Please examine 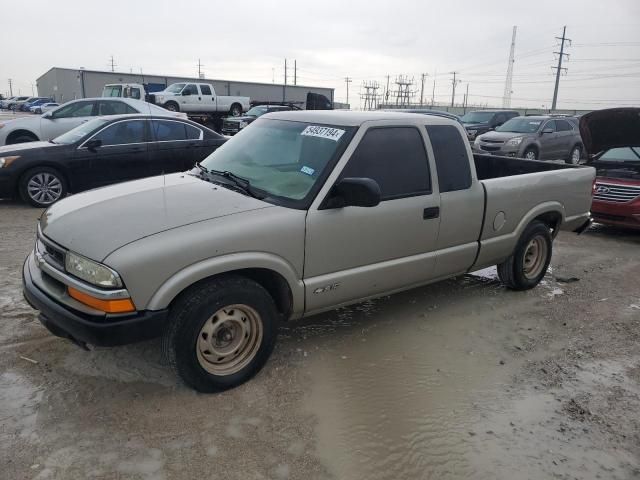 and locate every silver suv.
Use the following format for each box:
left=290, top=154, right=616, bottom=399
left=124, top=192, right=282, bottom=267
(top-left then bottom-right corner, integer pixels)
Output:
left=473, top=116, right=583, bottom=164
